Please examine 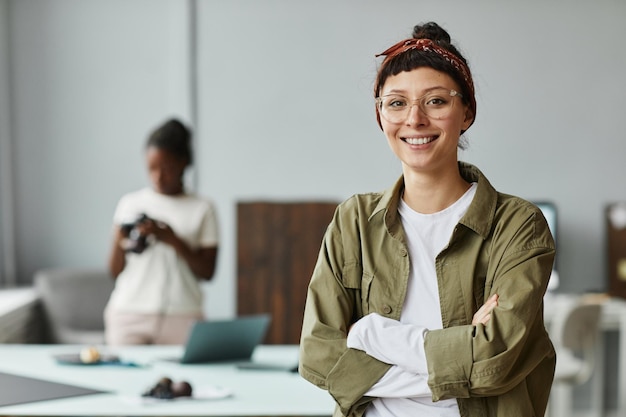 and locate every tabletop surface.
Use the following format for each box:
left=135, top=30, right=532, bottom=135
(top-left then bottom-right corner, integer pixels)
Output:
left=0, top=344, right=335, bottom=416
